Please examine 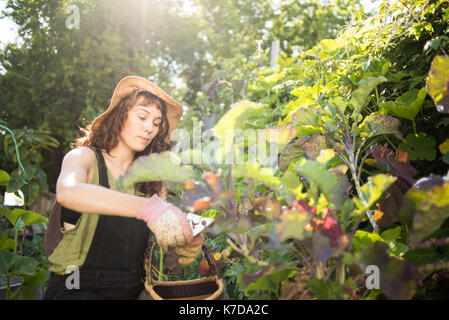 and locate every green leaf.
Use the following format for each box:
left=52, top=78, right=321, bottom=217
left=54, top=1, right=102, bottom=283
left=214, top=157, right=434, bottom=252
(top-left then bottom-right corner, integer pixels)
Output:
left=320, top=38, right=345, bottom=52
left=0, top=207, right=23, bottom=229
left=214, top=100, right=264, bottom=143
left=401, top=178, right=449, bottom=247
left=0, top=250, right=17, bottom=276
left=307, top=279, right=343, bottom=300
left=21, top=209, right=47, bottom=227
left=275, top=209, right=312, bottom=242
left=12, top=255, right=38, bottom=277
left=295, top=158, right=350, bottom=210
left=0, top=234, right=15, bottom=250
left=443, top=152, right=449, bottom=164
left=233, top=163, right=281, bottom=191
left=353, top=230, right=385, bottom=252
left=118, top=151, right=194, bottom=190
left=244, top=269, right=293, bottom=296
left=359, top=113, right=402, bottom=139
left=426, top=55, right=449, bottom=114
left=0, top=207, right=47, bottom=229
left=398, top=133, right=436, bottom=161
left=291, top=105, right=320, bottom=130
left=22, top=181, right=40, bottom=206
left=0, top=170, right=10, bottom=186
left=0, top=249, right=38, bottom=278
left=6, top=172, right=25, bottom=193
left=281, top=170, right=300, bottom=190
left=379, top=87, right=427, bottom=121
left=358, top=242, right=419, bottom=300
left=350, top=76, right=387, bottom=112
left=381, top=226, right=402, bottom=241
left=353, top=174, right=397, bottom=211
left=278, top=138, right=306, bottom=172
